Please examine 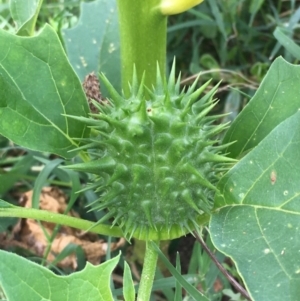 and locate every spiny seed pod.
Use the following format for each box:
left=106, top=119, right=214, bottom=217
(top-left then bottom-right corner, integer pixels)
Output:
left=69, top=64, right=235, bottom=241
